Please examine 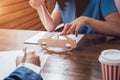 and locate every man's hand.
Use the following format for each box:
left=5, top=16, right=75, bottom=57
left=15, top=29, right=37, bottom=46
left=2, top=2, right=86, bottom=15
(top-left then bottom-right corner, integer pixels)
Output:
left=16, top=51, right=40, bottom=67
